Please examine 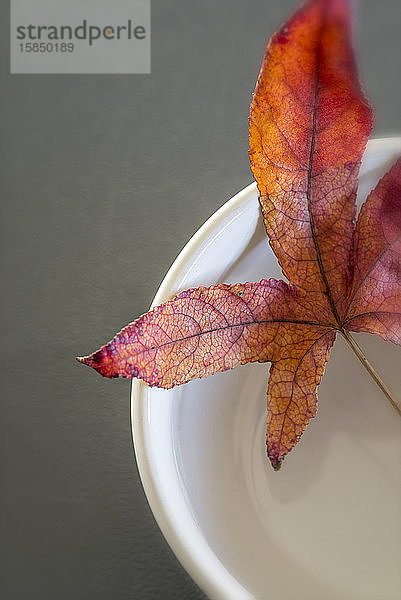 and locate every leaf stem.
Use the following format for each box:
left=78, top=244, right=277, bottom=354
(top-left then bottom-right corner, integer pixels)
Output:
left=340, top=329, right=401, bottom=417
